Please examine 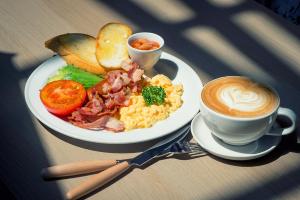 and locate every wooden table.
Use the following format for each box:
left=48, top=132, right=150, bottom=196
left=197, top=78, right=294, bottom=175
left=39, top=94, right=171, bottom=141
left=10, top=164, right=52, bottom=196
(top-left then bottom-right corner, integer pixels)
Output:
left=1, top=0, right=300, bottom=199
